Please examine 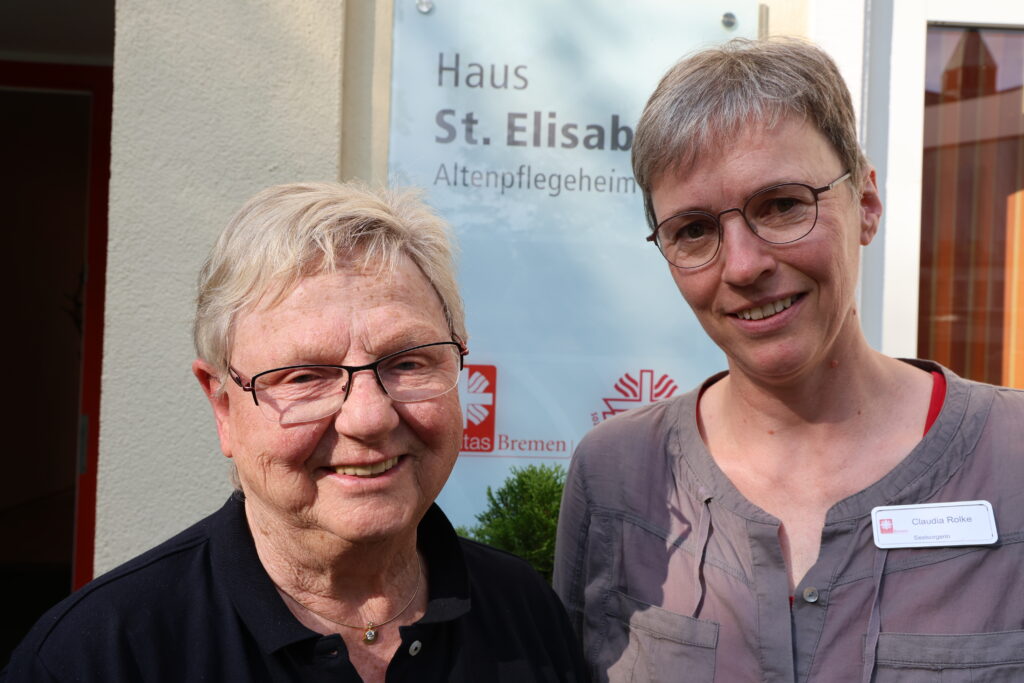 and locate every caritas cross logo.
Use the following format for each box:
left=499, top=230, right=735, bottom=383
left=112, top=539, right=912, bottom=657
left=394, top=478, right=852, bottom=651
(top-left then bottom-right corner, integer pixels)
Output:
left=460, top=364, right=496, bottom=452
left=879, top=519, right=894, bottom=534
left=598, top=369, right=679, bottom=421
